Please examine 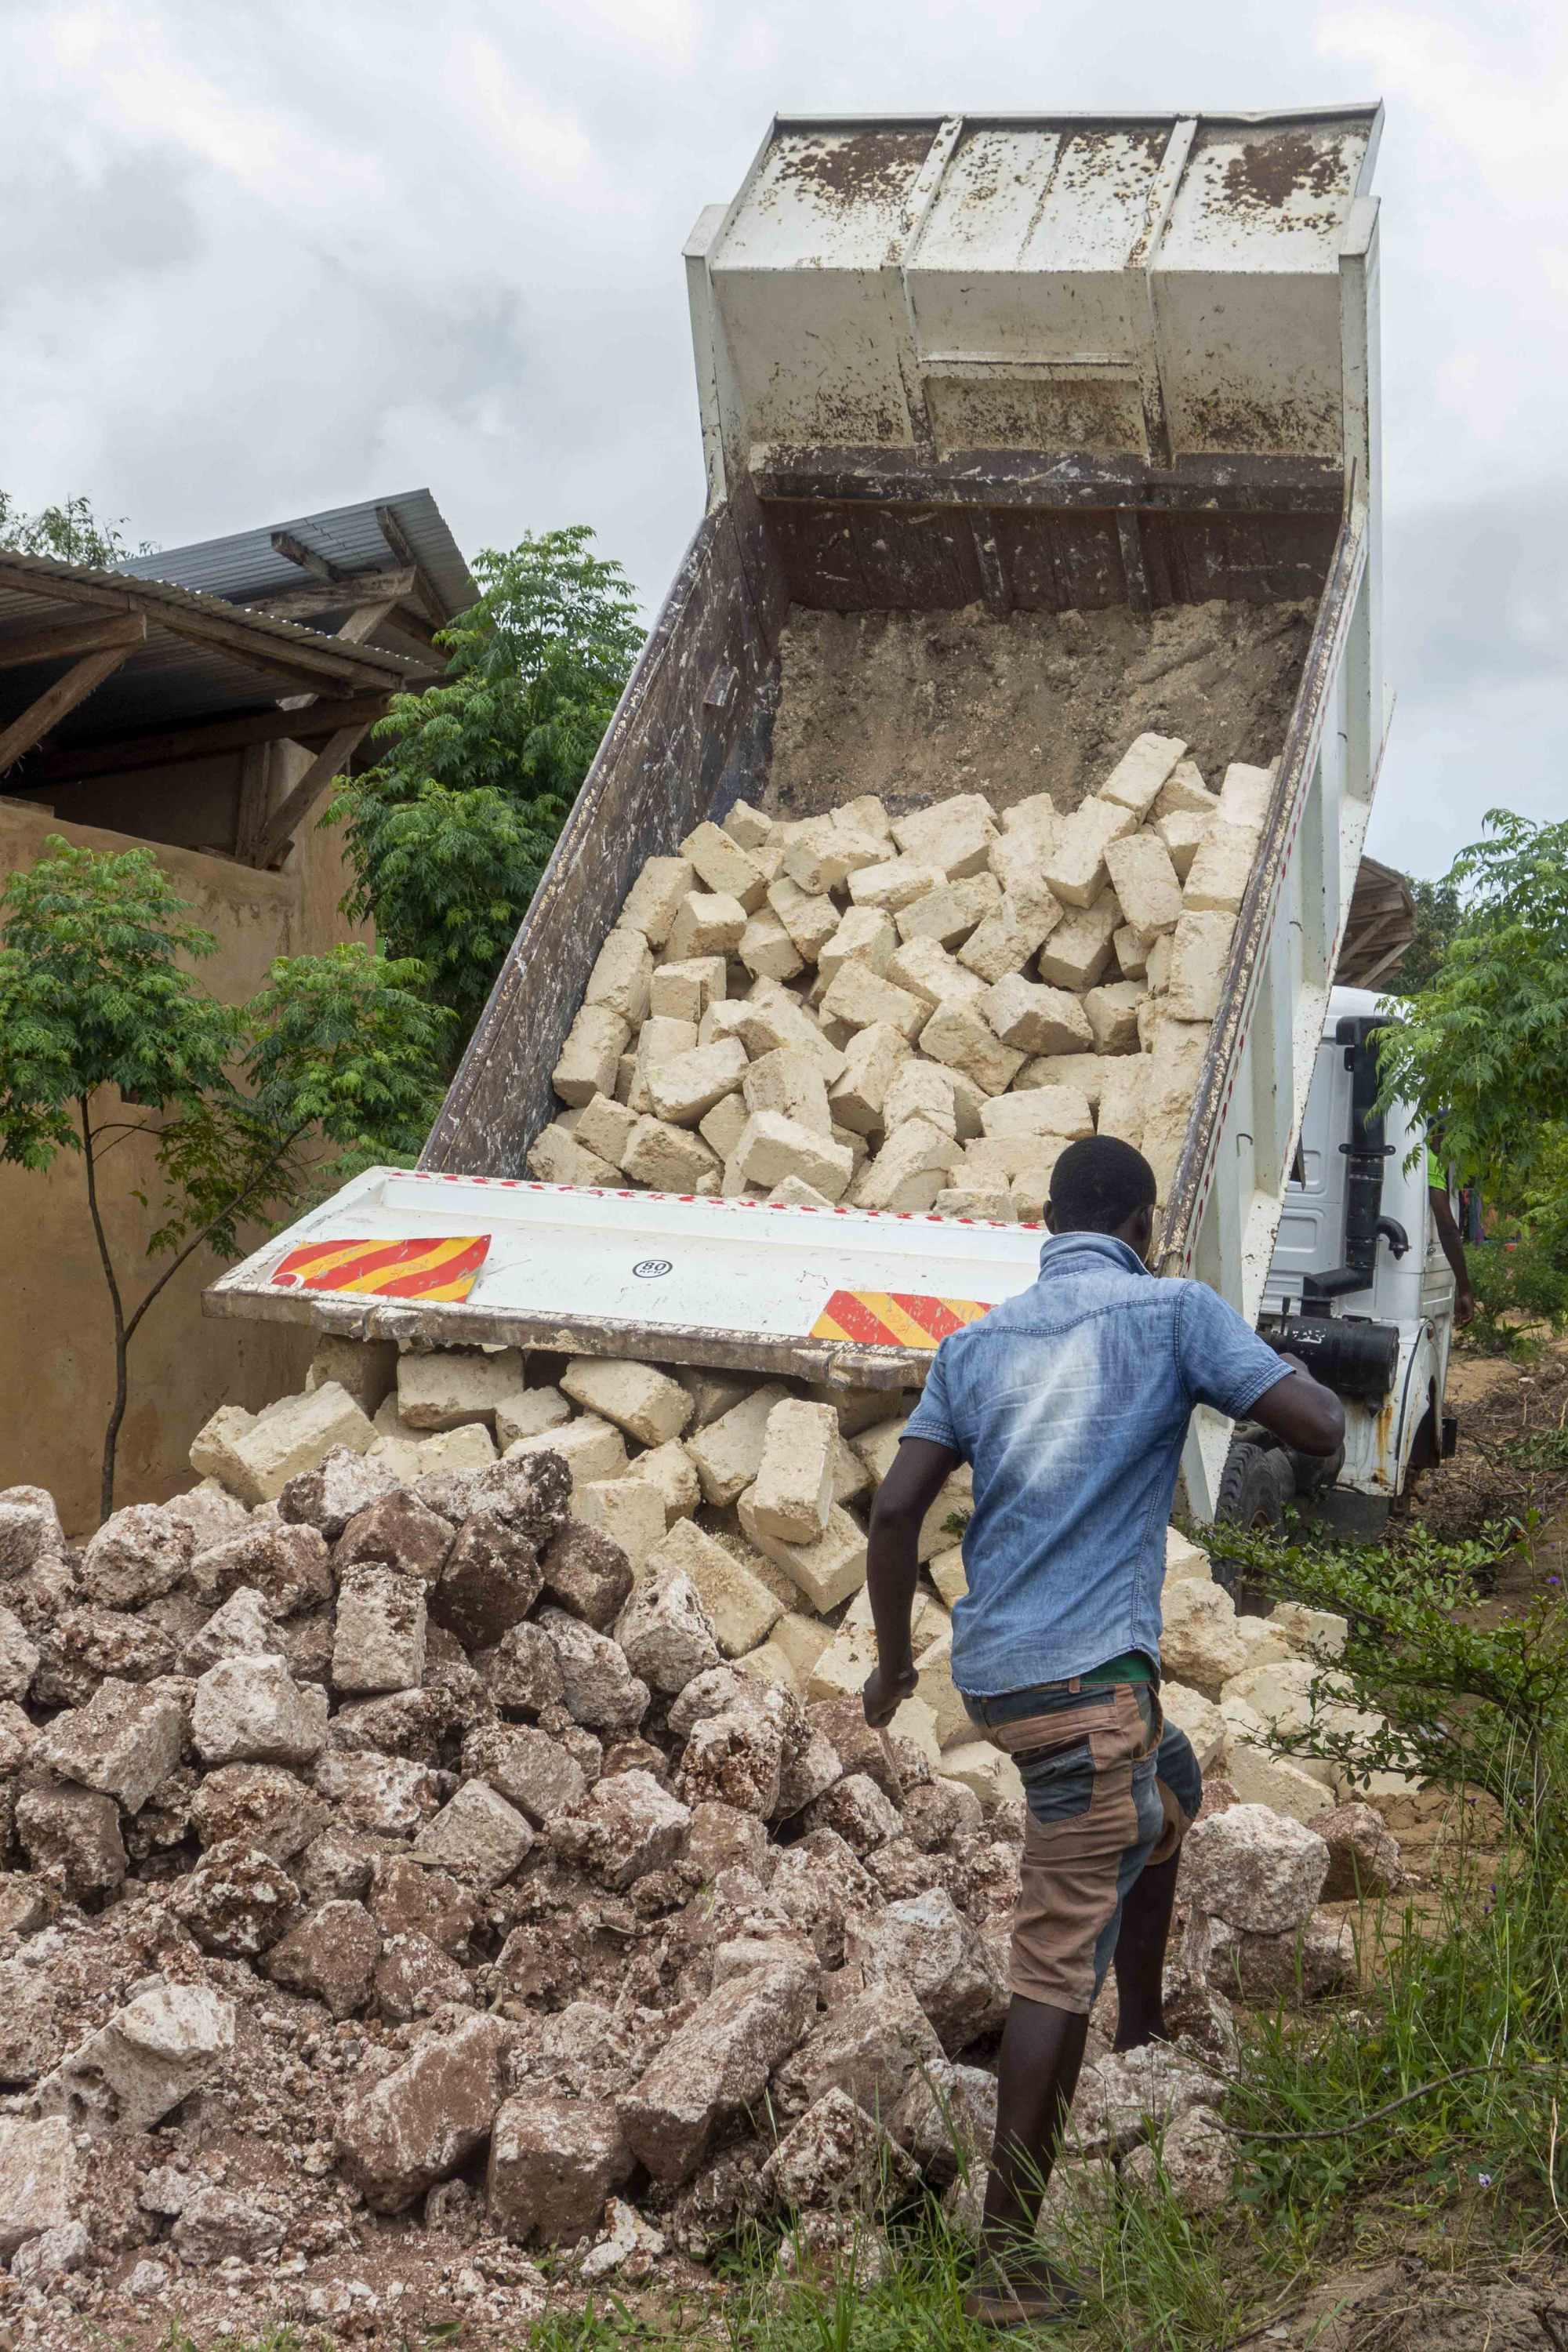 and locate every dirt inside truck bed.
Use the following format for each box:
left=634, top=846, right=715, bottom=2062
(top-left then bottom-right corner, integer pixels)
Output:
left=763, top=597, right=1314, bottom=820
